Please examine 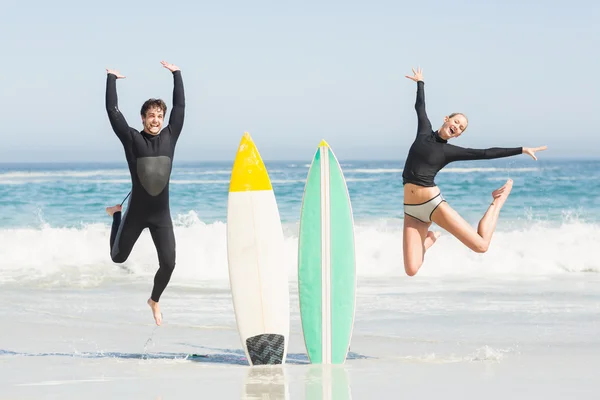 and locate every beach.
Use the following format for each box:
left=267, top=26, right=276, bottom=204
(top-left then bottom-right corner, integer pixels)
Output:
left=1, top=159, right=599, bottom=398
left=2, top=276, right=600, bottom=399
